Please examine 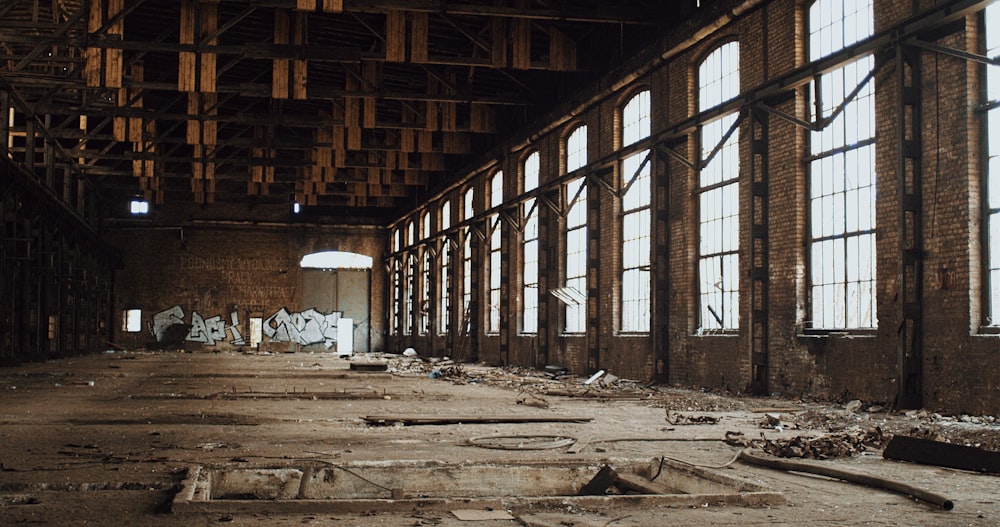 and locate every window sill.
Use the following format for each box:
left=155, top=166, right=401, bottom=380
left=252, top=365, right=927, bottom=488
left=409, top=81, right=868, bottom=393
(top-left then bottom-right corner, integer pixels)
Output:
left=797, top=329, right=877, bottom=338
left=692, top=330, right=738, bottom=337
